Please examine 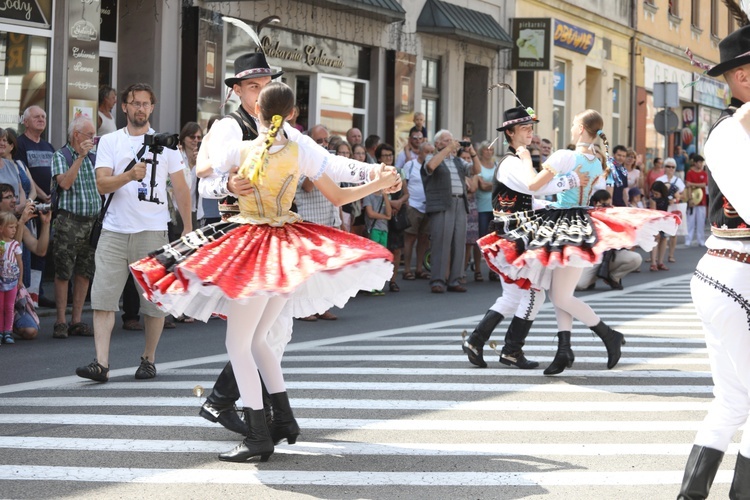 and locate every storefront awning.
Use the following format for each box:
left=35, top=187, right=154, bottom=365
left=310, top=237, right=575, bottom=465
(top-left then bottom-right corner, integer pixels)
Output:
left=417, top=0, right=512, bottom=50
left=278, top=0, right=406, bottom=23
